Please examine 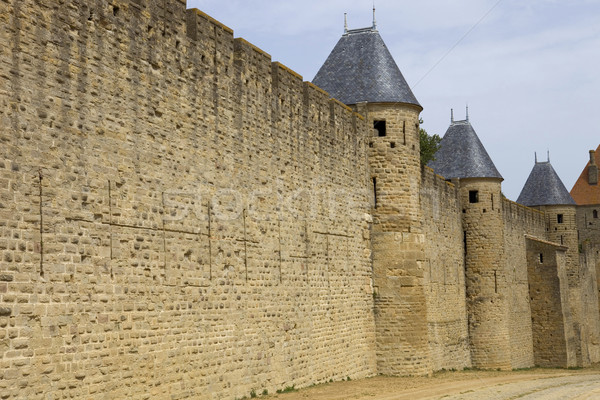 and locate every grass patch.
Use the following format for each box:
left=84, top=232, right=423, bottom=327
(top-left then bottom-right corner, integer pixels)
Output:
left=276, top=385, right=296, bottom=394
